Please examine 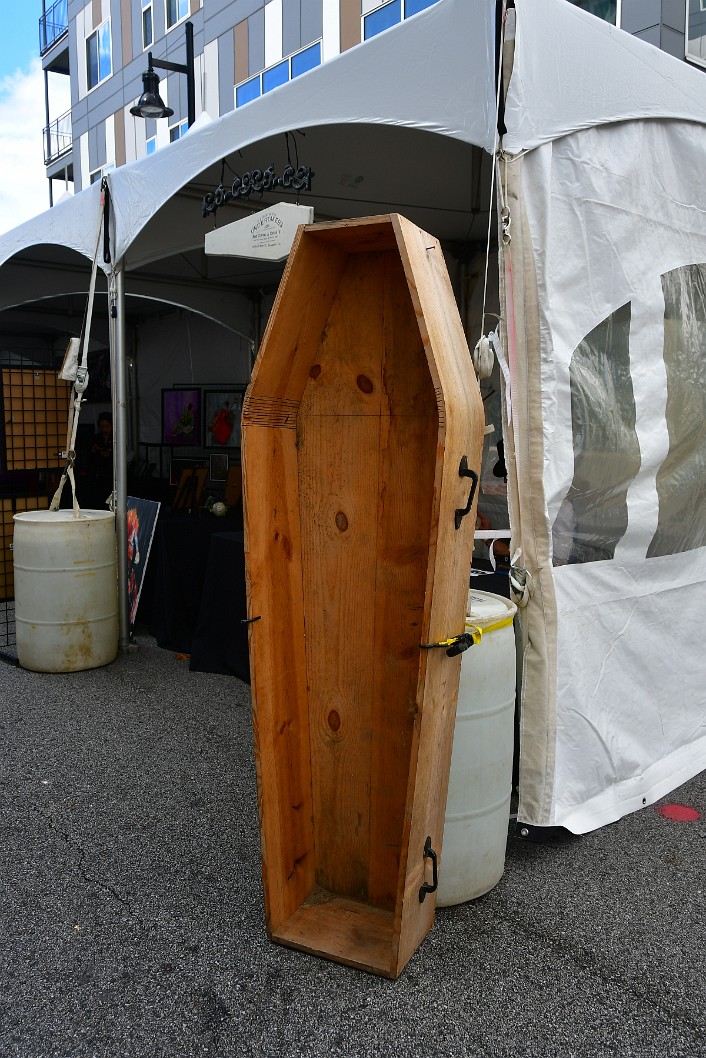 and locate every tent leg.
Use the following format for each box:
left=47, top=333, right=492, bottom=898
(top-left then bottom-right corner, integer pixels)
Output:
left=111, top=263, right=130, bottom=651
